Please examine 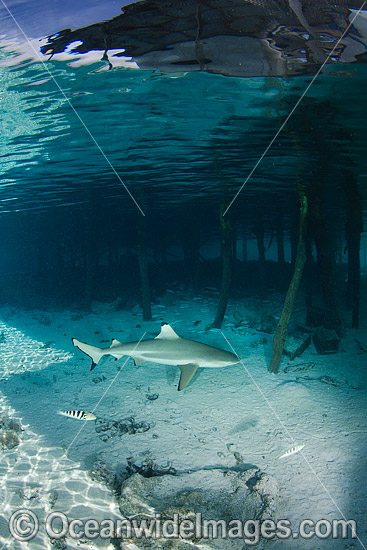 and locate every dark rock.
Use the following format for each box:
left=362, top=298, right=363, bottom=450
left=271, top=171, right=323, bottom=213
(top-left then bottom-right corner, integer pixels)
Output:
left=233, top=451, right=244, bottom=464
left=0, top=415, right=22, bottom=433
left=95, top=420, right=113, bottom=433
left=50, top=537, right=67, bottom=549
left=313, top=328, right=340, bottom=354
left=0, top=430, right=20, bottom=449
left=119, top=468, right=278, bottom=549
left=283, top=362, right=315, bottom=373
left=146, top=393, right=159, bottom=401
left=92, top=375, right=107, bottom=384
left=260, top=315, right=278, bottom=334
left=126, top=458, right=176, bottom=478
left=233, top=310, right=245, bottom=328
left=95, top=416, right=152, bottom=438
left=89, top=458, right=119, bottom=491
left=0, top=415, right=22, bottom=450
